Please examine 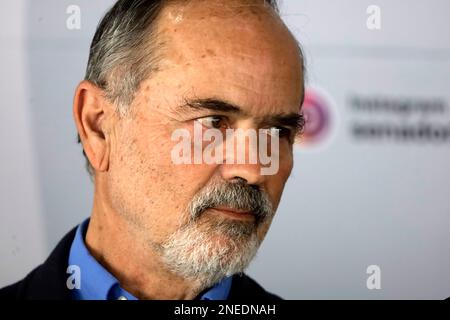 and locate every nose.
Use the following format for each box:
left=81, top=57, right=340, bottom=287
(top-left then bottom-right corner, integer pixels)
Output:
left=217, top=124, right=271, bottom=186
left=219, top=163, right=266, bottom=186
